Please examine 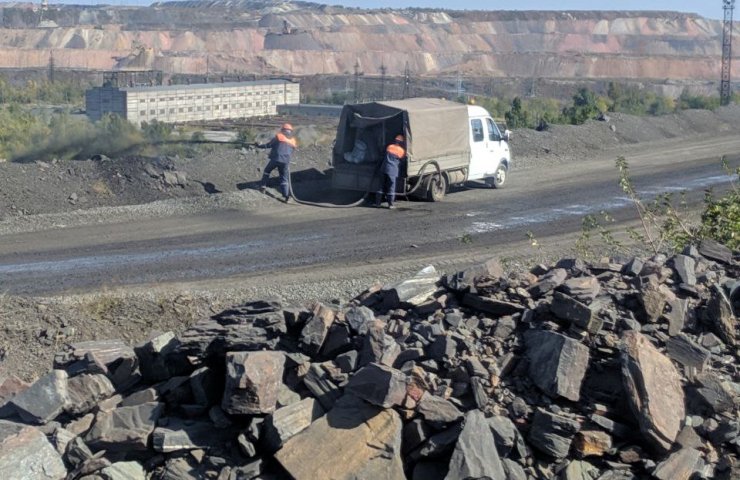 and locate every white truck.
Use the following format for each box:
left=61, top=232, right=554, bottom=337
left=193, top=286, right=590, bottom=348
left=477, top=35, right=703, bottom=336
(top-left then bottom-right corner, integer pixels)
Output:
left=332, top=97, right=511, bottom=201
